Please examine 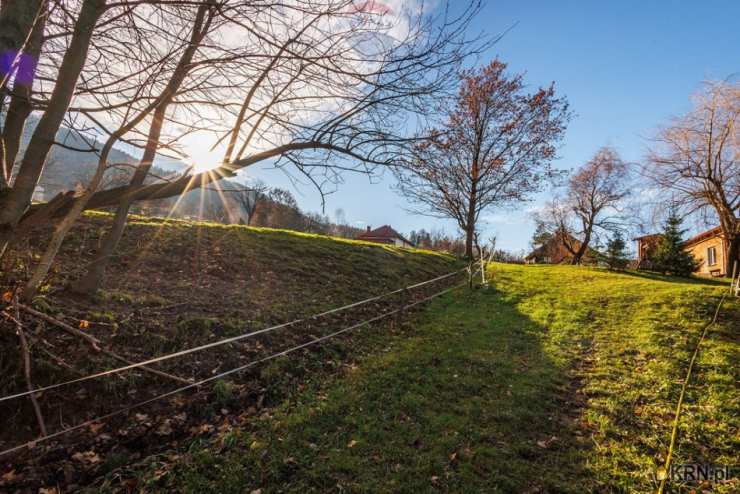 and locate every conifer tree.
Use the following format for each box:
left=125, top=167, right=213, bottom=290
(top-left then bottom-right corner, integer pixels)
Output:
left=603, top=231, right=629, bottom=270
left=653, top=211, right=699, bottom=277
